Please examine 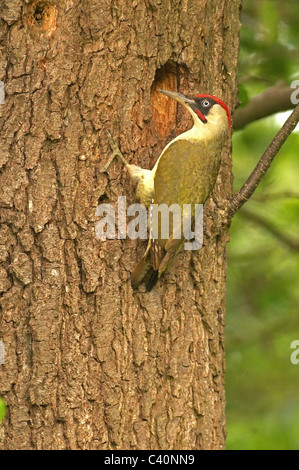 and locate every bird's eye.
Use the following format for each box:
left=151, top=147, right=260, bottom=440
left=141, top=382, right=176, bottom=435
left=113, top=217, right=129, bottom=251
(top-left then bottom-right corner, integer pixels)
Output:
left=202, top=99, right=210, bottom=107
